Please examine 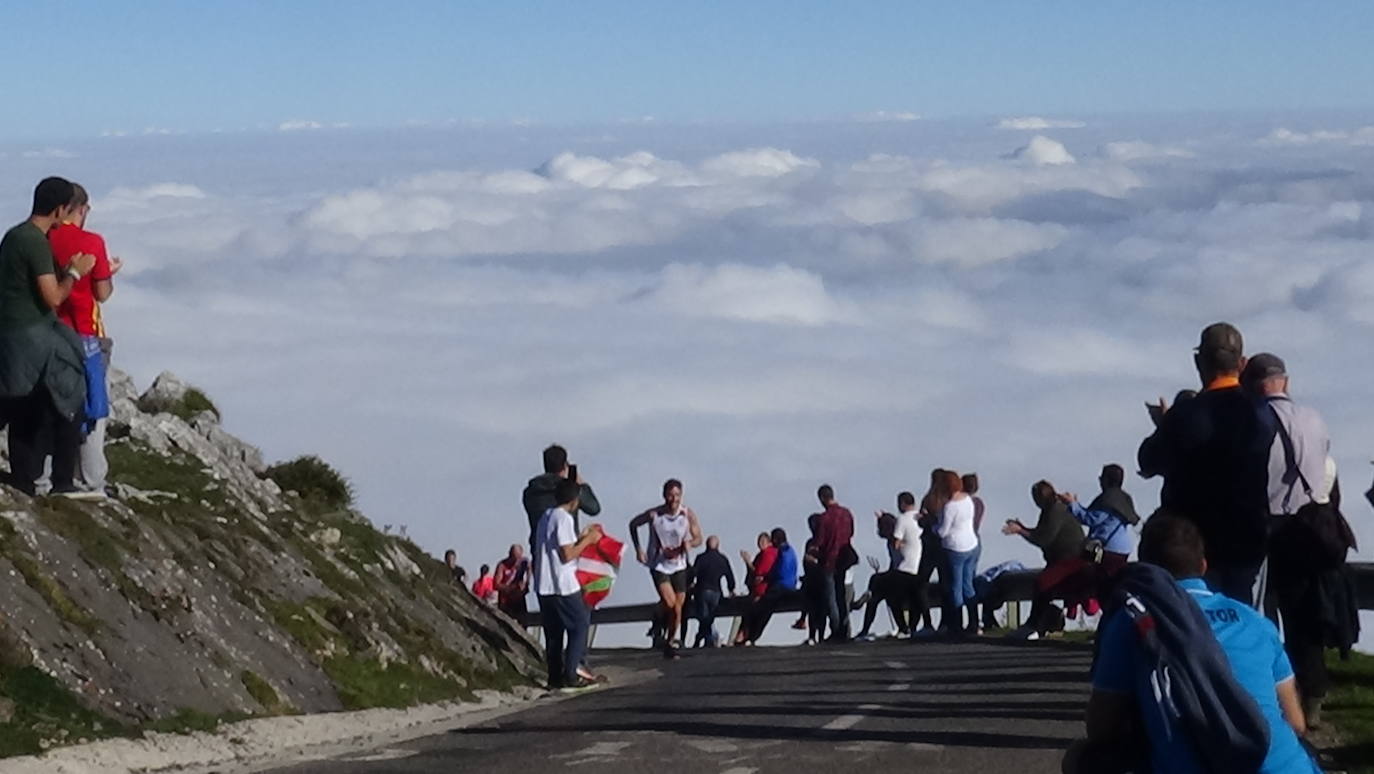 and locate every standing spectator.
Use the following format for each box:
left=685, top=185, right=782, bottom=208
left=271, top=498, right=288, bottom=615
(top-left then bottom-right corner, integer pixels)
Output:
left=1246, top=352, right=1344, bottom=727
left=913, top=469, right=950, bottom=633
left=534, top=479, right=603, bottom=691
left=1002, top=480, right=1086, bottom=638
left=523, top=444, right=601, bottom=549
left=0, top=177, right=94, bottom=497
left=1138, top=322, right=1271, bottom=606
left=493, top=543, right=531, bottom=621
left=800, top=513, right=828, bottom=644
left=471, top=564, right=497, bottom=604
left=937, top=470, right=978, bottom=635
left=443, top=549, right=468, bottom=586
left=961, top=473, right=986, bottom=633
left=742, top=528, right=799, bottom=645
left=47, top=183, right=119, bottom=497
left=813, top=484, right=857, bottom=642
left=689, top=535, right=736, bottom=648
